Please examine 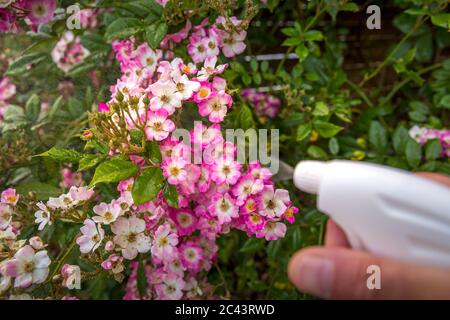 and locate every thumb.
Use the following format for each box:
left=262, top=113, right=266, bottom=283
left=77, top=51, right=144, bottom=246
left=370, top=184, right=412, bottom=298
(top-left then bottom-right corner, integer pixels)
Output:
left=288, top=247, right=450, bottom=299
